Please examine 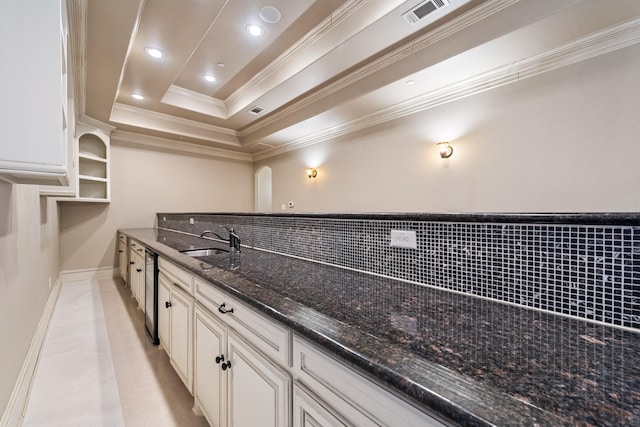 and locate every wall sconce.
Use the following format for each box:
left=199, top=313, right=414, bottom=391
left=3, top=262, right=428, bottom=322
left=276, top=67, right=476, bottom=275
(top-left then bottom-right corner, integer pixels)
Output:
left=437, top=142, right=453, bottom=159
left=306, top=169, right=317, bottom=179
